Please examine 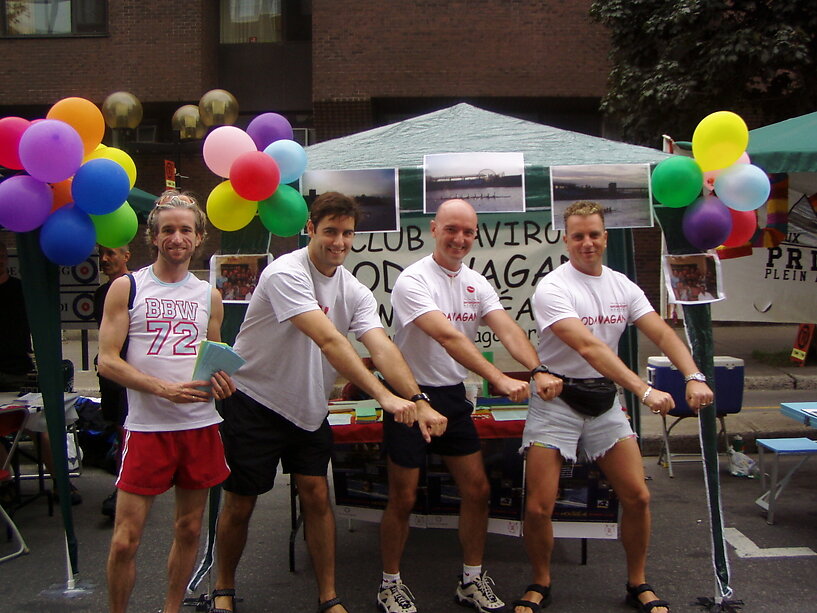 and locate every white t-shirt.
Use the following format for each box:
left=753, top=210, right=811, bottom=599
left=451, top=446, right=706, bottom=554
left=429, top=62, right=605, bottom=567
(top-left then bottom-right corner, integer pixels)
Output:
left=125, top=266, right=221, bottom=432
left=392, top=254, right=502, bottom=387
left=533, top=262, right=654, bottom=379
left=232, top=247, right=382, bottom=431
